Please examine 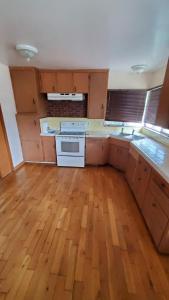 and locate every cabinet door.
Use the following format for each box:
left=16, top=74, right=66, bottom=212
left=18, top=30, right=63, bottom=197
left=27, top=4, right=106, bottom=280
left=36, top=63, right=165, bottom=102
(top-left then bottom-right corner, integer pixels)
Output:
left=0, top=109, right=12, bottom=178
left=17, top=114, right=41, bottom=141
left=21, top=140, right=43, bottom=162
left=86, top=138, right=108, bottom=165
left=57, top=72, right=74, bottom=92
left=109, top=144, right=128, bottom=171
left=10, top=68, right=38, bottom=113
left=126, top=153, right=137, bottom=190
left=39, top=71, right=57, bottom=92
left=133, top=156, right=151, bottom=208
left=73, top=73, right=89, bottom=93
left=142, top=190, right=168, bottom=246
left=41, top=136, right=56, bottom=162
left=88, top=72, right=108, bottom=119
